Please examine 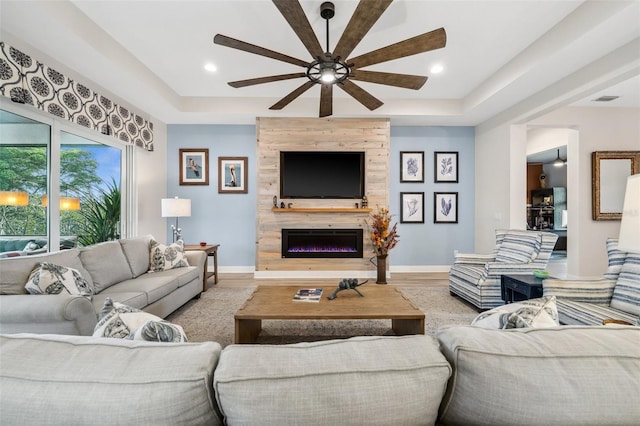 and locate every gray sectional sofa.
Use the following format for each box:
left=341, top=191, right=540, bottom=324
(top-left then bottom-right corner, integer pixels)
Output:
left=0, top=235, right=206, bottom=335
left=1, top=325, right=638, bottom=425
